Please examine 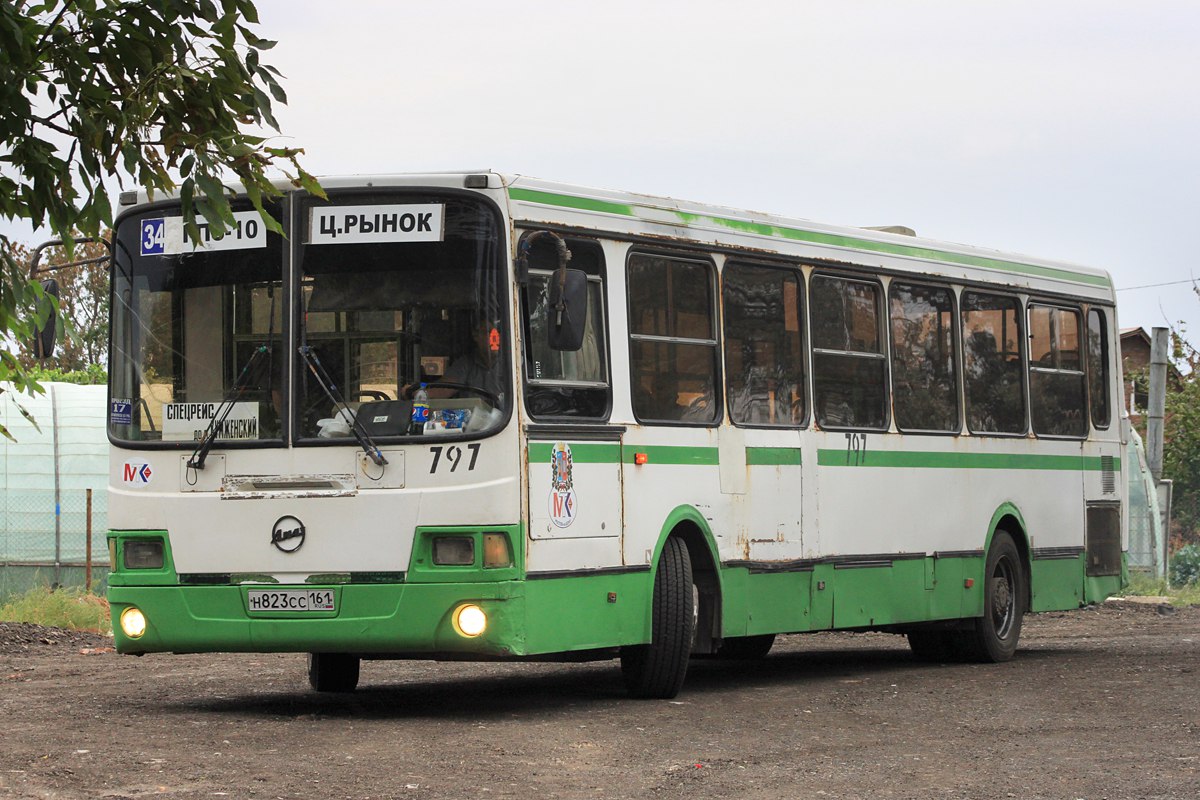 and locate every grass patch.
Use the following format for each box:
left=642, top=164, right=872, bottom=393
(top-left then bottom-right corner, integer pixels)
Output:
left=1123, top=572, right=1200, bottom=607
left=0, top=586, right=112, bottom=633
